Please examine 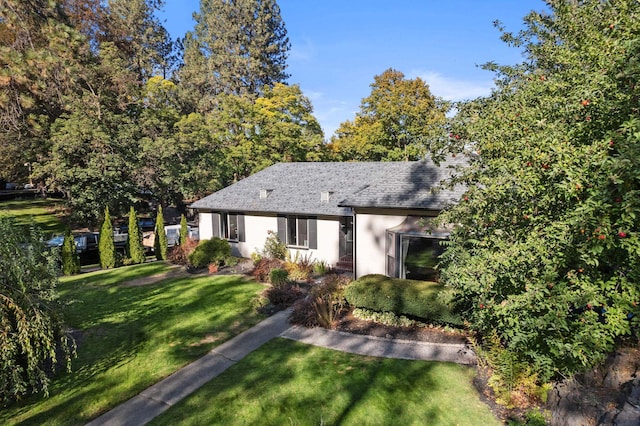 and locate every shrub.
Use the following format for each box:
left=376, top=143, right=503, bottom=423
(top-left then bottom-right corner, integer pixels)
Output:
left=352, top=308, right=416, bottom=328
left=473, top=332, right=552, bottom=409
left=313, top=260, right=330, bottom=276
left=269, top=268, right=289, bottom=287
left=250, top=251, right=262, bottom=265
left=290, top=274, right=349, bottom=328
left=188, top=238, right=231, bottom=268
left=263, top=284, right=304, bottom=309
left=285, top=251, right=314, bottom=282
left=344, top=274, right=462, bottom=326
left=260, top=230, right=287, bottom=260
left=168, top=238, right=198, bottom=265
left=289, top=298, right=317, bottom=327
left=251, top=257, right=284, bottom=283
left=224, top=255, right=240, bottom=267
